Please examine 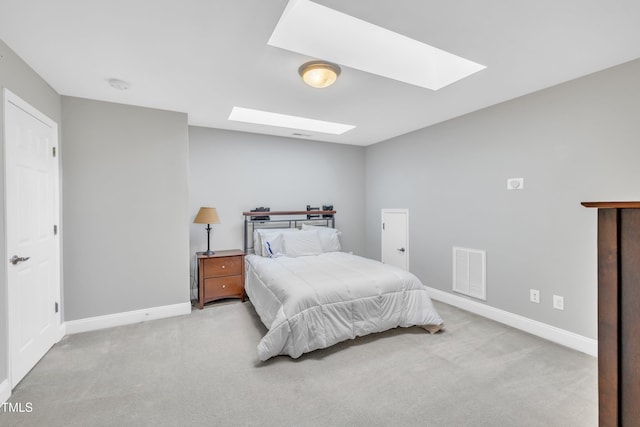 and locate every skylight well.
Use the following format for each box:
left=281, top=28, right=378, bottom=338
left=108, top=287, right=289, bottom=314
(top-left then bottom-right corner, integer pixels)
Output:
left=268, top=0, right=486, bottom=90
left=228, top=107, right=355, bottom=135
